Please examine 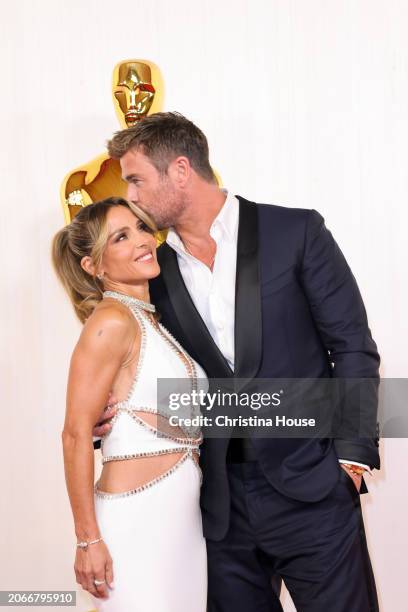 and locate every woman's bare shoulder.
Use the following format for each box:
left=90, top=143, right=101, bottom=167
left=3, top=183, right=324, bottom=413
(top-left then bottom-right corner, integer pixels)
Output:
left=76, top=299, right=139, bottom=357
